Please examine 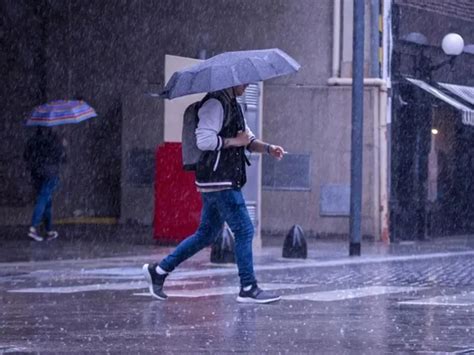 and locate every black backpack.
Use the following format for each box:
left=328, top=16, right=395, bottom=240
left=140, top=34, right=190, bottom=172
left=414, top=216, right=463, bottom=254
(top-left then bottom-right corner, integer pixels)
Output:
left=181, top=101, right=203, bottom=171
